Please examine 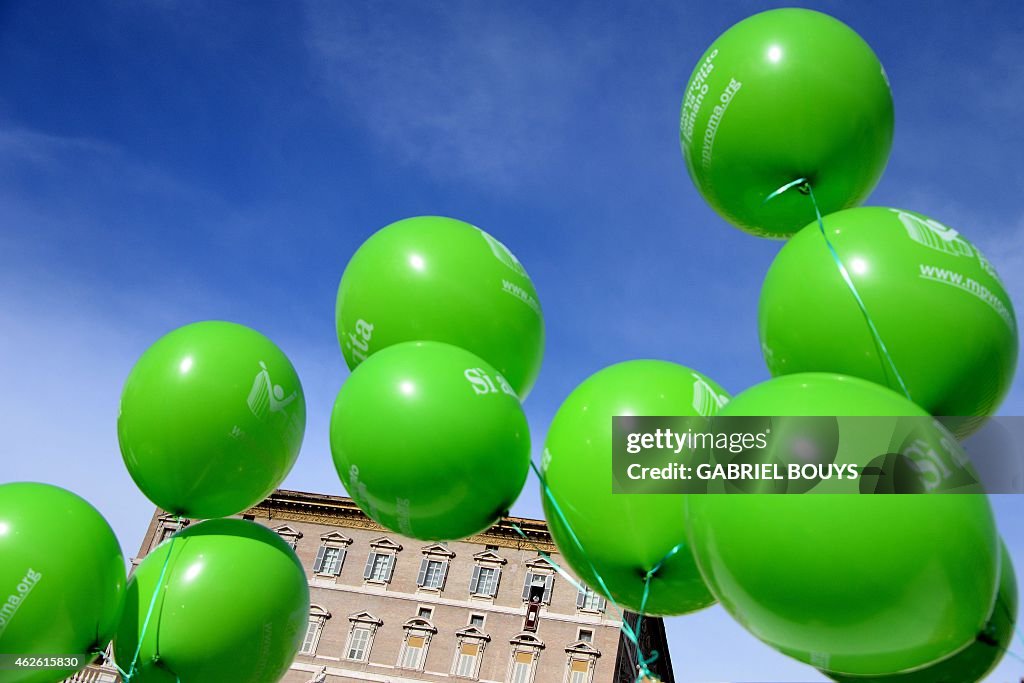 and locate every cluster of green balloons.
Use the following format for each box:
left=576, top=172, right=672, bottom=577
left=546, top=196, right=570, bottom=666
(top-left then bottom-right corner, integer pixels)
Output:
left=671, top=8, right=1019, bottom=680
left=112, top=320, right=312, bottom=681
left=331, top=216, right=541, bottom=540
